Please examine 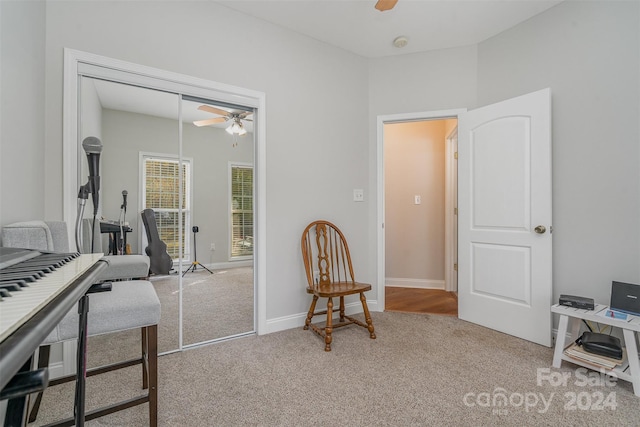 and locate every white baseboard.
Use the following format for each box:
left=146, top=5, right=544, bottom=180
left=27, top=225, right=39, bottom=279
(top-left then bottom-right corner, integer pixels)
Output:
left=62, top=340, right=77, bottom=376
left=209, top=260, right=253, bottom=270
left=265, top=300, right=378, bottom=334
left=385, top=278, right=445, bottom=290
left=48, top=361, right=65, bottom=380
